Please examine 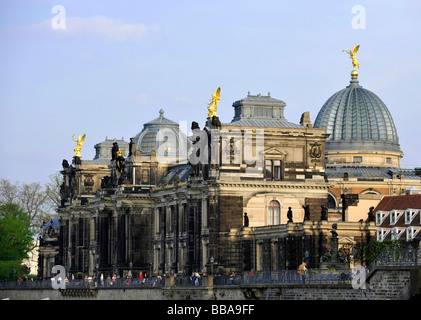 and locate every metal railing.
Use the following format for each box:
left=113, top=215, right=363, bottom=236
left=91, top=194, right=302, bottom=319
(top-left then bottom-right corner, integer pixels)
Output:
left=0, top=269, right=354, bottom=289
left=0, top=276, right=167, bottom=289
left=9, top=258, right=421, bottom=289
left=366, top=246, right=420, bottom=278
left=213, top=269, right=353, bottom=286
